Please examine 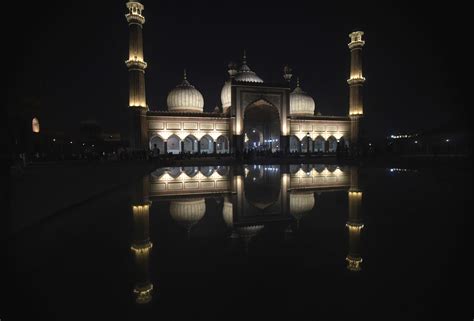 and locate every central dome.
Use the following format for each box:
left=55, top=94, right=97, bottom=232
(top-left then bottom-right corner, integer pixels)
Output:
left=167, top=71, right=204, bottom=113
left=234, top=58, right=263, bottom=83
left=221, top=54, right=263, bottom=113
left=290, top=79, right=315, bottom=116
